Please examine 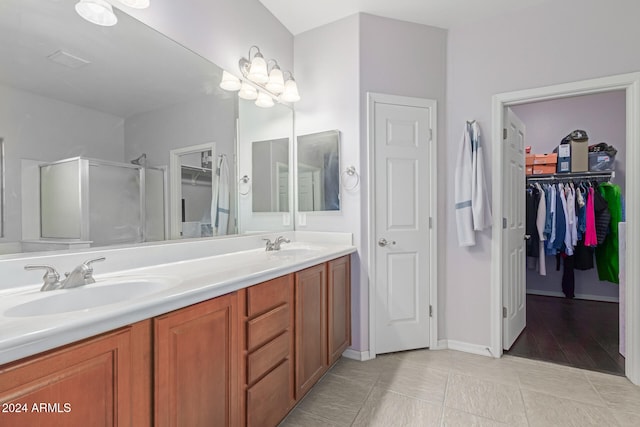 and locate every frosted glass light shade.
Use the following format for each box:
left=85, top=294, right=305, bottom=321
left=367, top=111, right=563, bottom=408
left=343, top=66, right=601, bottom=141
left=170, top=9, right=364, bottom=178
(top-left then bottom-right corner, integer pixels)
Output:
left=75, top=0, right=117, bottom=26
left=255, top=92, right=274, bottom=108
left=279, top=78, right=300, bottom=103
left=265, top=67, right=285, bottom=94
left=247, top=53, right=269, bottom=84
left=219, top=71, right=242, bottom=91
left=238, top=82, right=258, bottom=100
left=119, top=0, right=150, bottom=9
